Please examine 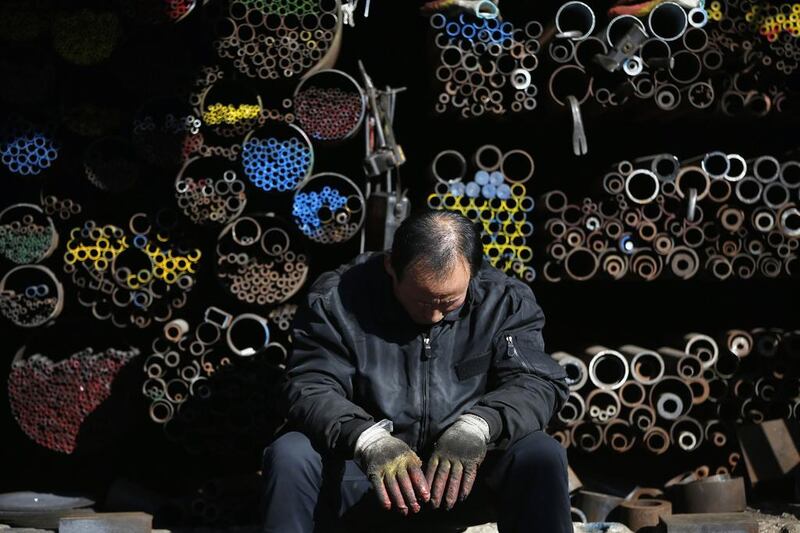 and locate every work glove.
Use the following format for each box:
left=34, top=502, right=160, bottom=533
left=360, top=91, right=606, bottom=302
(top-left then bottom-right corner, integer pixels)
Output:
left=426, top=414, right=490, bottom=510
left=355, top=420, right=430, bottom=515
